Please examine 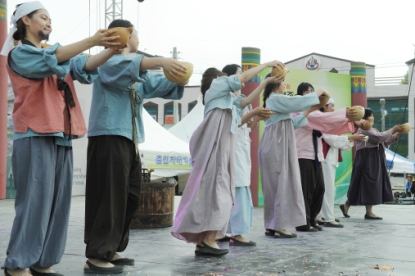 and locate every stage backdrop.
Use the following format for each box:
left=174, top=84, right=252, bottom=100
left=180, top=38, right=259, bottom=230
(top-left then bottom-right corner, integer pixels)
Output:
left=257, top=68, right=352, bottom=206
